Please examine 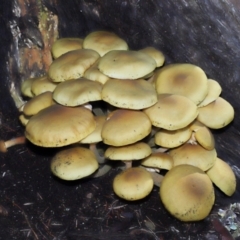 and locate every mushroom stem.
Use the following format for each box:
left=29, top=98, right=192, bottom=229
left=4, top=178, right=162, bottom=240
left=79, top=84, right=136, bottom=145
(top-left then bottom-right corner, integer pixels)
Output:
left=91, top=163, right=112, bottom=178
left=123, top=160, right=132, bottom=169
left=0, top=136, right=26, bottom=153
left=148, top=171, right=164, bottom=187
left=187, top=132, right=197, bottom=145
left=89, top=143, right=106, bottom=164
left=152, top=147, right=169, bottom=153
